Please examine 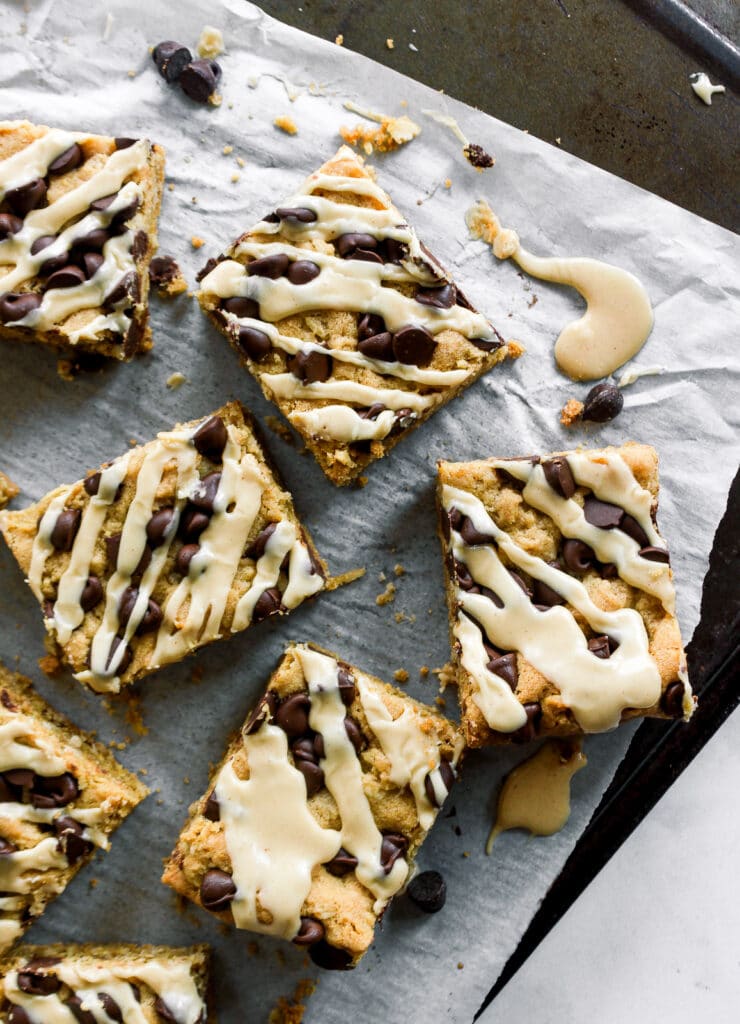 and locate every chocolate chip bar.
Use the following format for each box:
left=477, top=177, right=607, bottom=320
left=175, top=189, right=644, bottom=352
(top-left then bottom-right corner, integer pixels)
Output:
left=0, top=120, right=165, bottom=360
left=437, top=443, right=692, bottom=746
left=196, top=146, right=511, bottom=485
left=0, top=665, right=147, bottom=949
left=0, top=403, right=331, bottom=694
left=0, top=943, right=211, bottom=1022
left=162, top=643, right=462, bottom=969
